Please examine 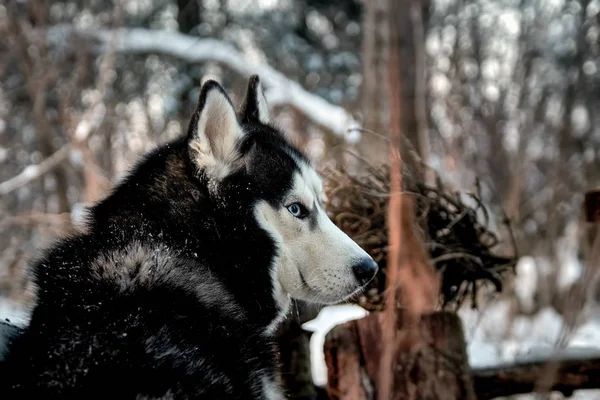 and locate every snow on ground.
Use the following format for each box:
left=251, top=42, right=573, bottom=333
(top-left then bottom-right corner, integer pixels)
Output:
left=459, top=304, right=600, bottom=367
